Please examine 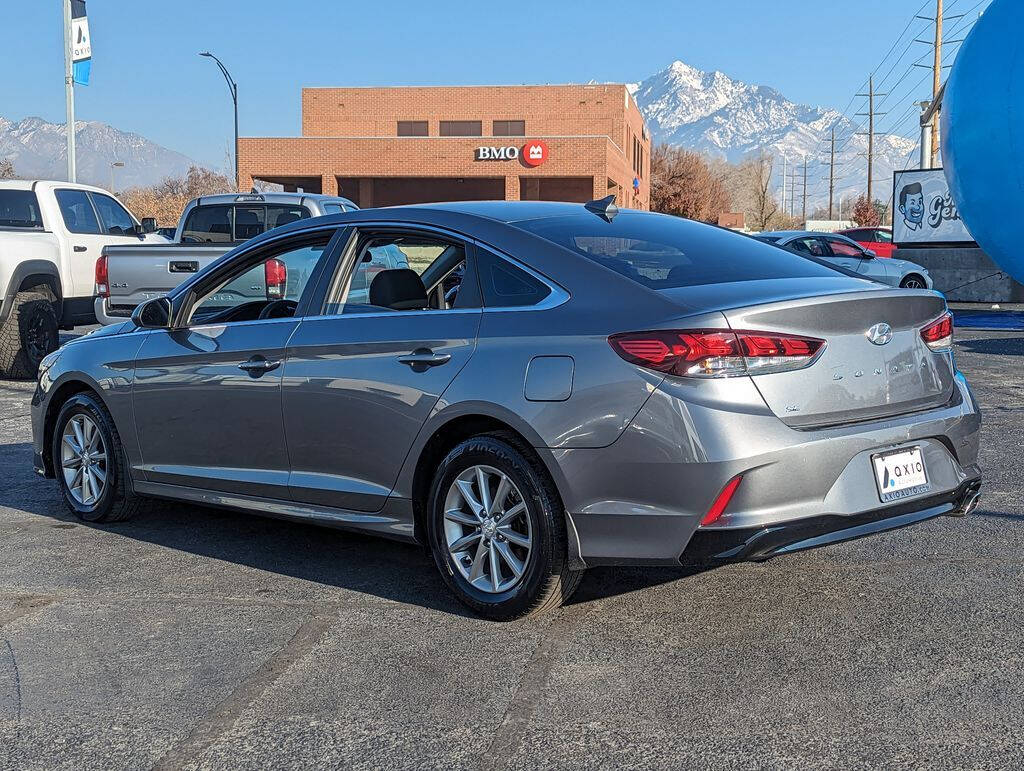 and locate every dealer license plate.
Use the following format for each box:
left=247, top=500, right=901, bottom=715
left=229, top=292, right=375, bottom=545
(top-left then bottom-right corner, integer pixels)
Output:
left=871, top=446, right=930, bottom=503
